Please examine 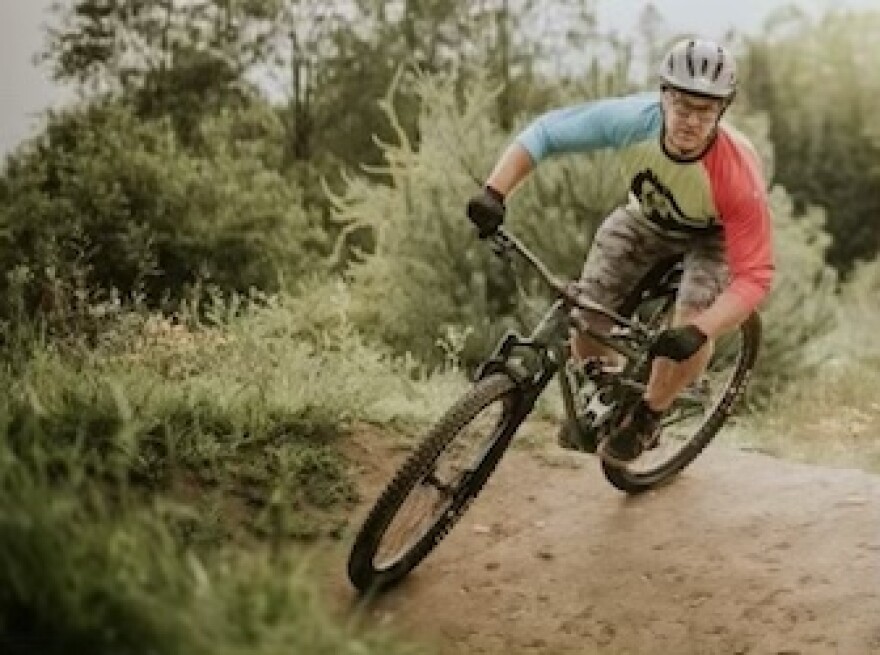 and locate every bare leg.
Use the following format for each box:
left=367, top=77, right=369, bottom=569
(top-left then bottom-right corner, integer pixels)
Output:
left=570, top=313, right=614, bottom=361
left=570, top=314, right=627, bottom=371
left=644, top=308, right=712, bottom=412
